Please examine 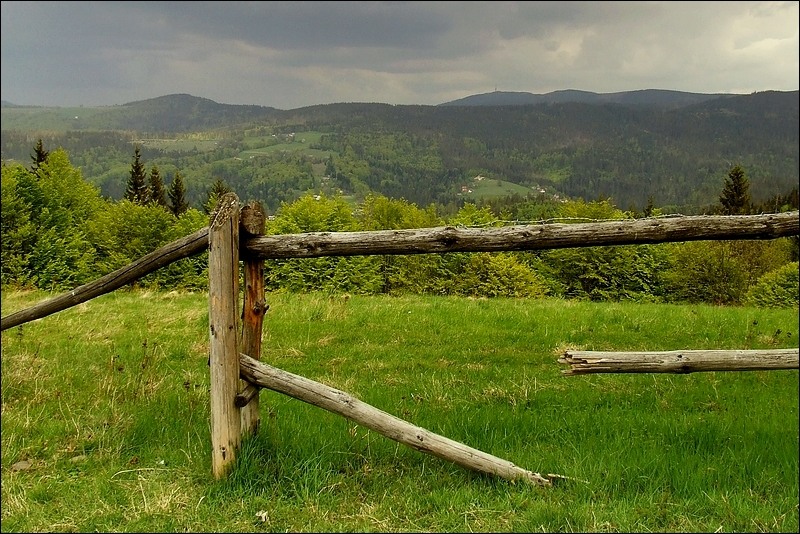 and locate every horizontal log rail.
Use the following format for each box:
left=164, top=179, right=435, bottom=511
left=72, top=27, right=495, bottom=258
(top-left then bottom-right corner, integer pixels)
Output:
left=238, top=353, right=575, bottom=486
left=559, top=348, right=800, bottom=375
left=2, top=212, right=797, bottom=331
left=242, top=212, right=799, bottom=259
